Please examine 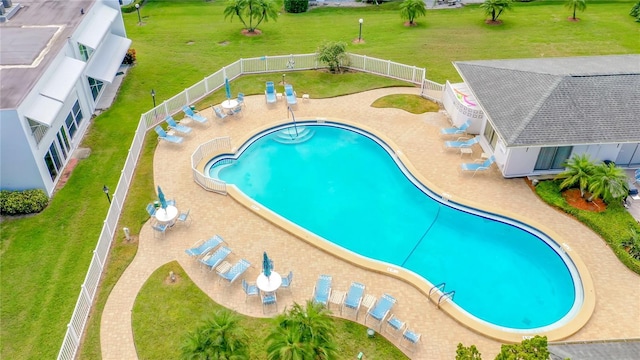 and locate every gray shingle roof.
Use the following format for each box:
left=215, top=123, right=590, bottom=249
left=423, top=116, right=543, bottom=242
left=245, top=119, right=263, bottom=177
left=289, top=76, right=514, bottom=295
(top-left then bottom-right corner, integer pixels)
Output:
left=453, top=55, right=640, bottom=147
